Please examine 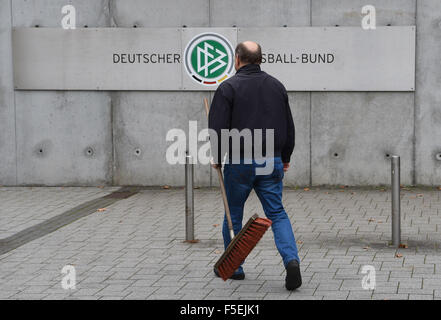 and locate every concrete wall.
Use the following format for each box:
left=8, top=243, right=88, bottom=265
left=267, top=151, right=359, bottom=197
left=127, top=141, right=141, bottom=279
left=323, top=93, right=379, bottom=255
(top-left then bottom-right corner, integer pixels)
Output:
left=311, top=0, right=417, bottom=186
left=0, top=0, right=439, bottom=187
left=415, top=0, right=441, bottom=185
